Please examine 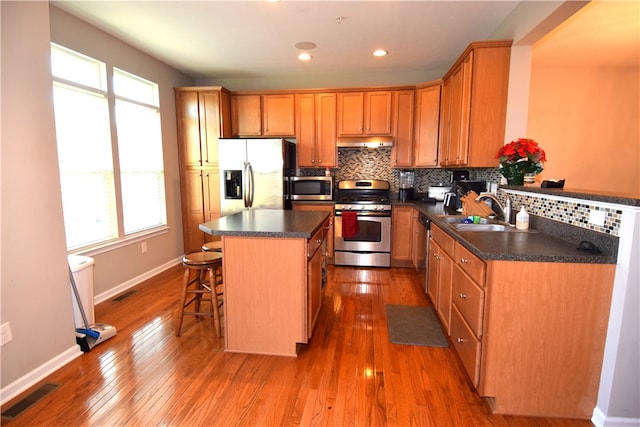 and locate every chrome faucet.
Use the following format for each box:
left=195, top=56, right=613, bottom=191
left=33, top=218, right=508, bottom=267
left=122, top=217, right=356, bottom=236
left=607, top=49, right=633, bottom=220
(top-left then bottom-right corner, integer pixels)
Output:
left=475, top=192, right=511, bottom=223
